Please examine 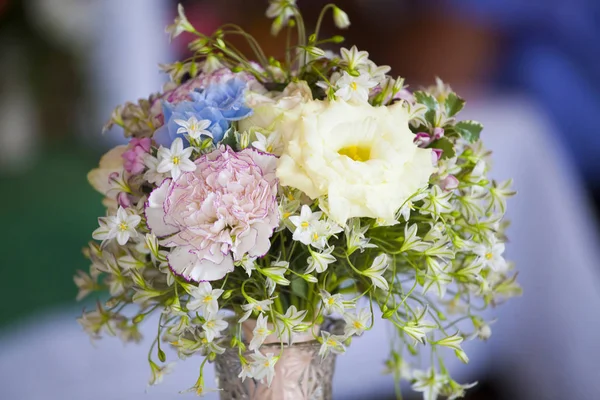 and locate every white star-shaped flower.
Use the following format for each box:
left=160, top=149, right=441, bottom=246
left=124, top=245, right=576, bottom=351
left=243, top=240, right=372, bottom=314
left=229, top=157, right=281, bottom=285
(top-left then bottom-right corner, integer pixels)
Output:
left=174, top=116, right=212, bottom=140
left=318, top=331, right=346, bottom=359
left=202, top=312, right=228, bottom=342
left=340, top=46, right=370, bottom=70
left=142, top=153, right=168, bottom=185
left=92, top=206, right=141, bottom=246
left=289, top=205, right=323, bottom=244
left=473, top=237, right=508, bottom=272
left=343, top=308, right=371, bottom=337
left=306, top=246, right=336, bottom=274
left=249, top=314, right=273, bottom=351
left=250, top=351, right=278, bottom=386
left=334, top=71, right=378, bottom=103
left=156, top=138, right=196, bottom=179
left=319, top=290, right=345, bottom=314
left=362, top=253, right=390, bottom=291
left=411, top=368, right=446, bottom=400
left=252, top=130, right=284, bottom=156
left=187, top=282, right=224, bottom=316
left=239, top=298, right=273, bottom=323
